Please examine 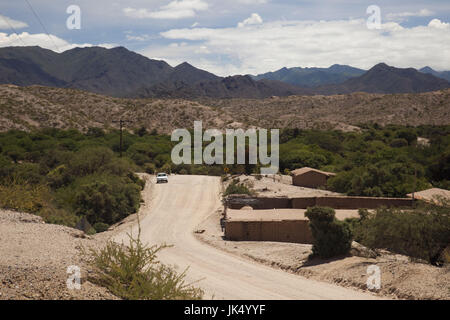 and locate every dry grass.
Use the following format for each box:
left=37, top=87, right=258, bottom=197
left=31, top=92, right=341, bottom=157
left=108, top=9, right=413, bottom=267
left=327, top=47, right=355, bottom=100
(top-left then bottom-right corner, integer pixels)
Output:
left=0, top=176, right=49, bottom=213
